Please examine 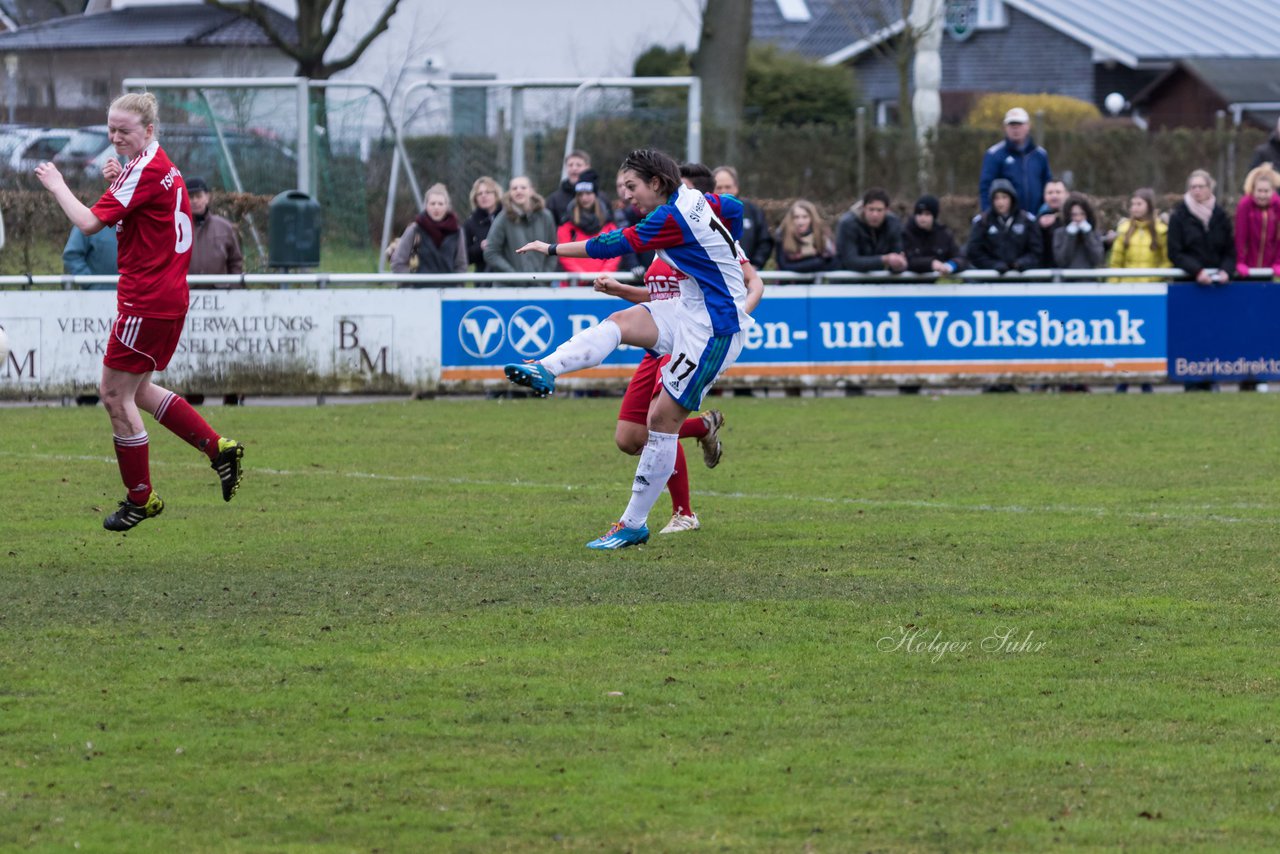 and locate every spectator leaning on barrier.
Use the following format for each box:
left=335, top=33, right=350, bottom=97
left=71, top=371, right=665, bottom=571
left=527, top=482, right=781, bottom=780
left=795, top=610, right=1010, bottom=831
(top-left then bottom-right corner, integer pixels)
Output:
left=63, top=224, right=118, bottom=288
left=979, top=107, right=1053, bottom=216
left=713, top=165, right=774, bottom=269
left=1249, top=117, right=1280, bottom=171
left=1234, top=164, right=1280, bottom=278
left=1037, top=178, right=1067, bottom=267
left=546, top=150, right=608, bottom=225
left=1168, top=169, right=1234, bottom=286
left=187, top=176, right=243, bottom=286
left=836, top=188, right=907, bottom=273
left=1052, top=194, right=1105, bottom=270
left=483, top=176, right=558, bottom=277
left=390, top=182, right=467, bottom=281
left=554, top=172, right=620, bottom=286
left=464, top=176, right=502, bottom=274
left=963, top=177, right=1043, bottom=274
left=773, top=199, right=835, bottom=277
left=903, top=194, right=967, bottom=276
left=1108, top=188, right=1170, bottom=282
